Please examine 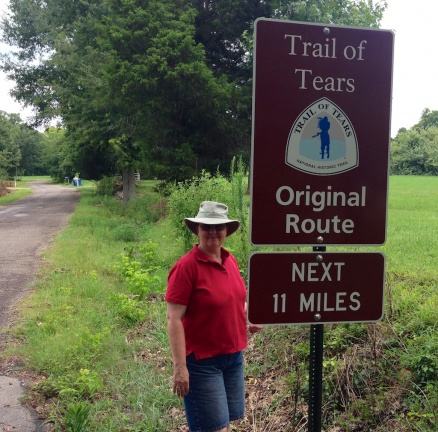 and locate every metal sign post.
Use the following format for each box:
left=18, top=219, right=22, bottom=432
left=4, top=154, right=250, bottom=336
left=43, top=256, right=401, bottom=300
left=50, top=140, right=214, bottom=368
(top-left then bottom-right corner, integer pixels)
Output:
left=308, top=245, right=325, bottom=432
left=308, top=323, right=324, bottom=432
